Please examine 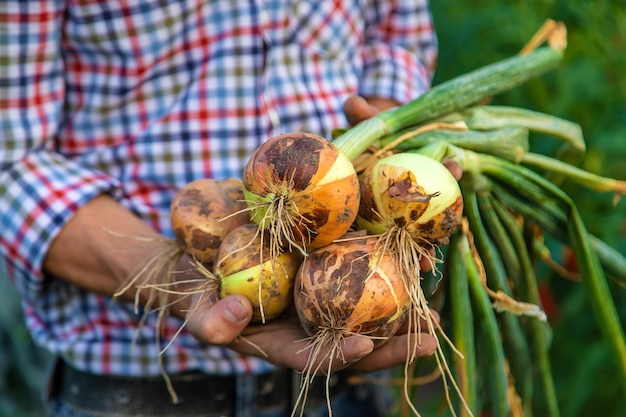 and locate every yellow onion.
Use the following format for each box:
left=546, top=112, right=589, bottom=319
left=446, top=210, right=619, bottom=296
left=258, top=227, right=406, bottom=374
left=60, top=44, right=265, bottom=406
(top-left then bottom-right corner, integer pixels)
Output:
left=214, top=223, right=301, bottom=323
left=357, top=153, right=463, bottom=246
left=242, top=132, right=360, bottom=253
left=294, top=236, right=410, bottom=347
left=291, top=236, right=410, bottom=415
left=170, top=178, right=250, bottom=264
